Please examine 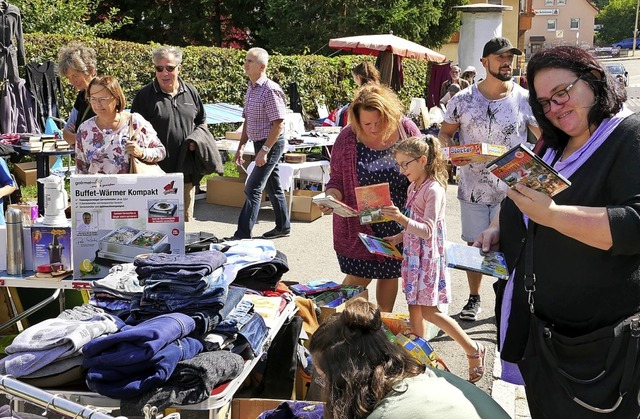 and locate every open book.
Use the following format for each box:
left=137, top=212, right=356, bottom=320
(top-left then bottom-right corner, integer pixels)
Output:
left=445, top=242, right=509, bottom=279
left=486, top=144, right=571, bottom=197
left=312, top=195, right=358, bottom=217
left=358, top=233, right=403, bottom=260
left=355, top=183, right=393, bottom=225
